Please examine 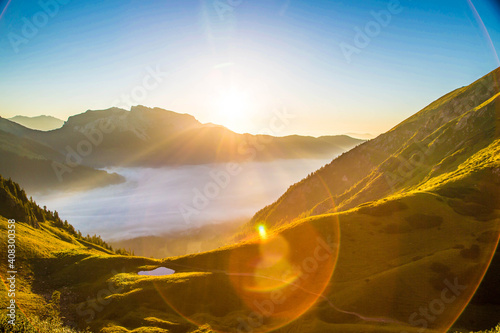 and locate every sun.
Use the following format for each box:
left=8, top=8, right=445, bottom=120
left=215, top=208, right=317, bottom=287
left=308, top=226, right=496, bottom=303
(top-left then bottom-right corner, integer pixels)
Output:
left=215, top=88, right=252, bottom=132
left=258, top=224, right=267, bottom=240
